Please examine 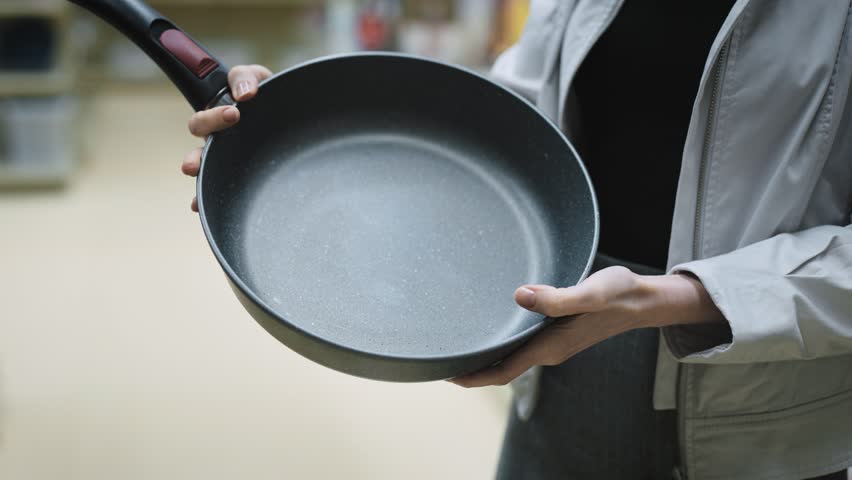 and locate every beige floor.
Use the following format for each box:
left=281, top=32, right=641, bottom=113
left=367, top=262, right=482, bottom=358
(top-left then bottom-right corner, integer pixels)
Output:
left=0, top=89, right=509, bottom=480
